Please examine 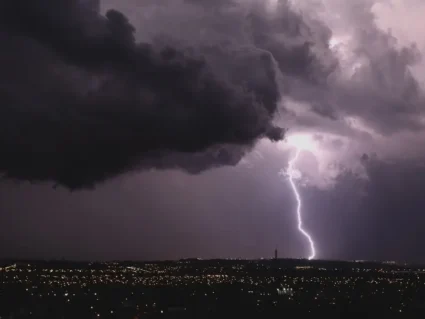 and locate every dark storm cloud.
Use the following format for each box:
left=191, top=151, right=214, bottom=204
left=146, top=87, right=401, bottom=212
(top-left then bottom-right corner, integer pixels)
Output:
left=2, top=0, right=420, bottom=191
left=246, top=2, right=338, bottom=84
left=0, top=0, right=295, bottom=189
left=145, top=0, right=425, bottom=137
left=179, top=0, right=338, bottom=83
